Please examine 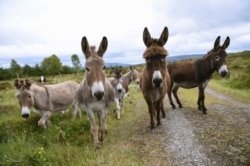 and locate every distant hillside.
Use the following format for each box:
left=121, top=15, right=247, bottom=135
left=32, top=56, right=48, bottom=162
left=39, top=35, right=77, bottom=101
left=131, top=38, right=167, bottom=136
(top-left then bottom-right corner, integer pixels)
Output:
left=167, top=54, right=204, bottom=62
left=105, top=62, right=131, bottom=68
left=106, top=54, right=205, bottom=67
